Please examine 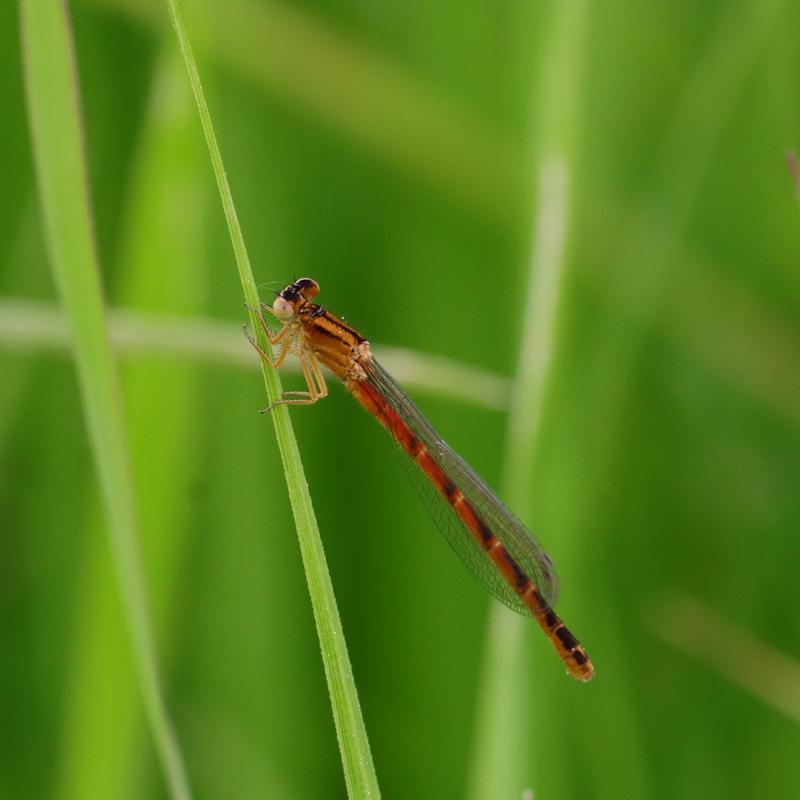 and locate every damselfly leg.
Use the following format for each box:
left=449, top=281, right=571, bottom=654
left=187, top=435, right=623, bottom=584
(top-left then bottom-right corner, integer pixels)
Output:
left=244, top=302, right=329, bottom=411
